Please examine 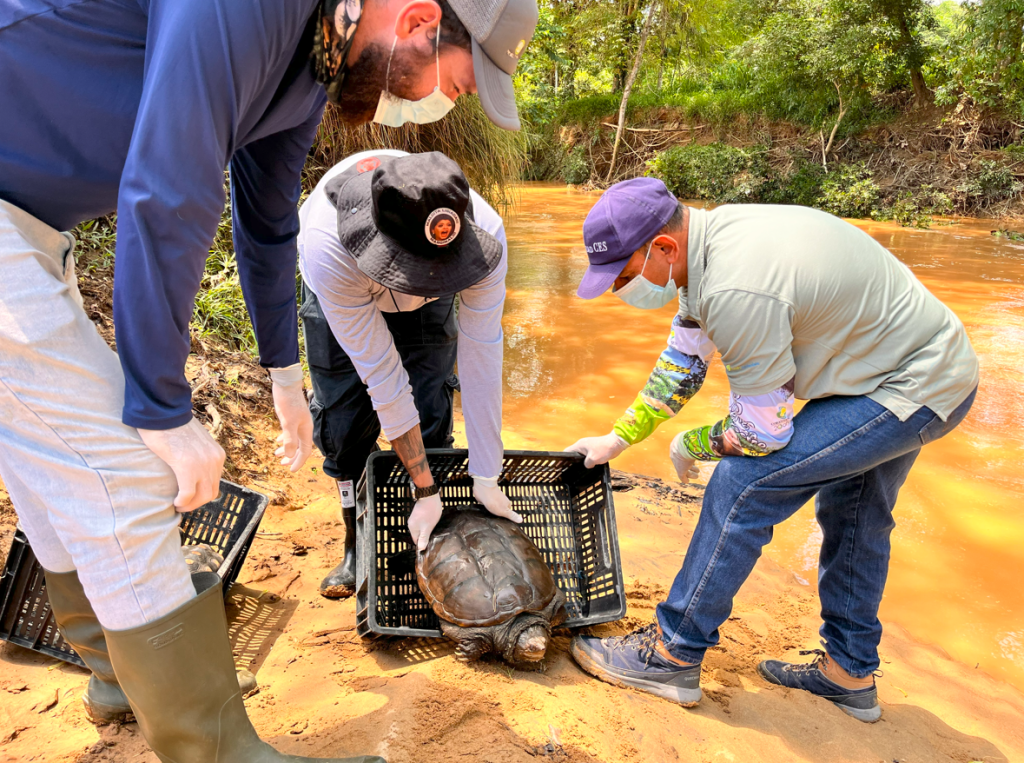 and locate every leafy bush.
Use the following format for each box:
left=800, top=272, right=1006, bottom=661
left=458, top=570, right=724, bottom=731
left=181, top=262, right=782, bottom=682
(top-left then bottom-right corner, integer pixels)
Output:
left=562, top=146, right=591, bottom=185
left=762, top=160, right=827, bottom=206
left=646, top=143, right=768, bottom=202
left=816, top=163, right=881, bottom=218
left=874, top=187, right=952, bottom=228
left=956, top=160, right=1023, bottom=207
